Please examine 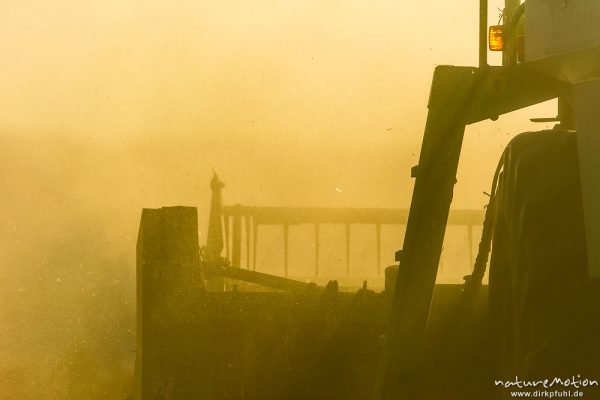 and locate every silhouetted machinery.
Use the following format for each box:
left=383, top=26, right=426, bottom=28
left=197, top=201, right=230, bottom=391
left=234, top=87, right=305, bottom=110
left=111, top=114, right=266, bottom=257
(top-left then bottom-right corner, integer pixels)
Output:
left=134, top=1, right=600, bottom=399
